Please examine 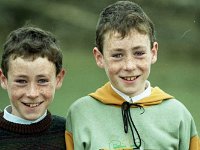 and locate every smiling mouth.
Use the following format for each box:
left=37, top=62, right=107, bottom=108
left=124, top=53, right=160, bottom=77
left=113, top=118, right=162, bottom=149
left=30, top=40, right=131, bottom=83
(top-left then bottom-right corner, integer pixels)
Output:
left=22, top=102, right=43, bottom=108
left=121, top=76, right=139, bottom=81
